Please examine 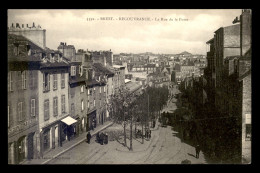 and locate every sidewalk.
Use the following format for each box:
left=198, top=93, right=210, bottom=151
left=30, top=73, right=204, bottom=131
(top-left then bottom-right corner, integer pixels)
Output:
left=22, top=121, right=114, bottom=164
